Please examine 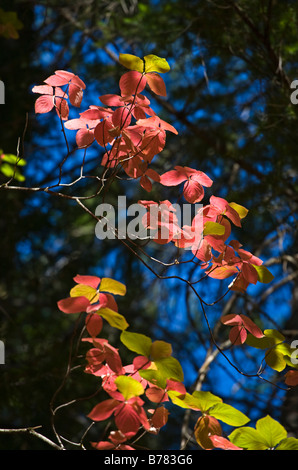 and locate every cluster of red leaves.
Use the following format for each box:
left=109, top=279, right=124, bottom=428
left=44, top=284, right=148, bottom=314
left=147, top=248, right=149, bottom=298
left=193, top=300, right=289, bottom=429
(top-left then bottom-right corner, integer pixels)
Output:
left=32, top=60, right=271, bottom=295
left=34, top=55, right=288, bottom=451
left=57, top=274, right=185, bottom=450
